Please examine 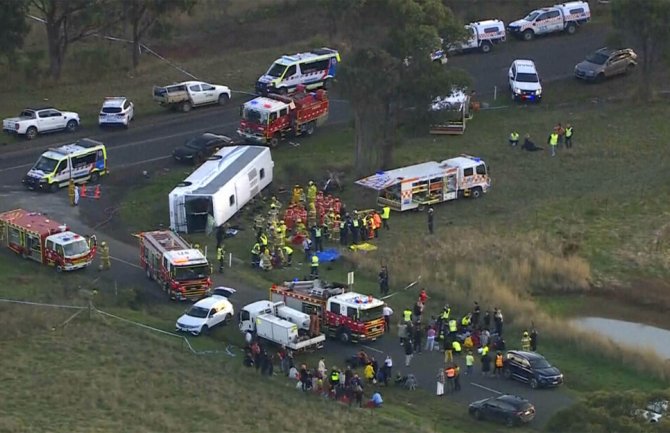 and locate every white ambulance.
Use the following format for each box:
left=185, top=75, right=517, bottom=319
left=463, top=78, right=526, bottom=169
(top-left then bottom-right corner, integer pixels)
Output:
left=22, top=138, right=107, bottom=192
left=507, top=1, right=591, bottom=41
left=448, top=20, right=507, bottom=54
left=255, top=48, right=340, bottom=95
